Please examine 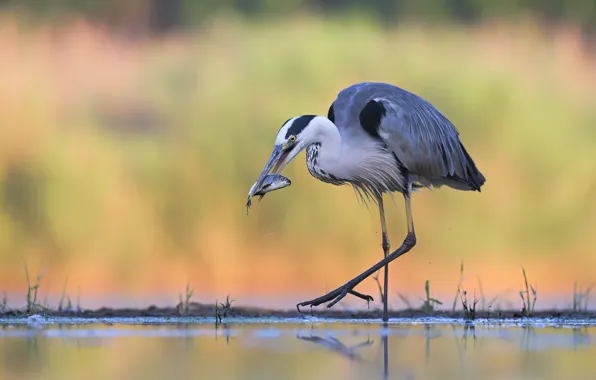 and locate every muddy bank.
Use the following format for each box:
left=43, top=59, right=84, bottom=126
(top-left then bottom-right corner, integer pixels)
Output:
left=1, top=302, right=595, bottom=320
